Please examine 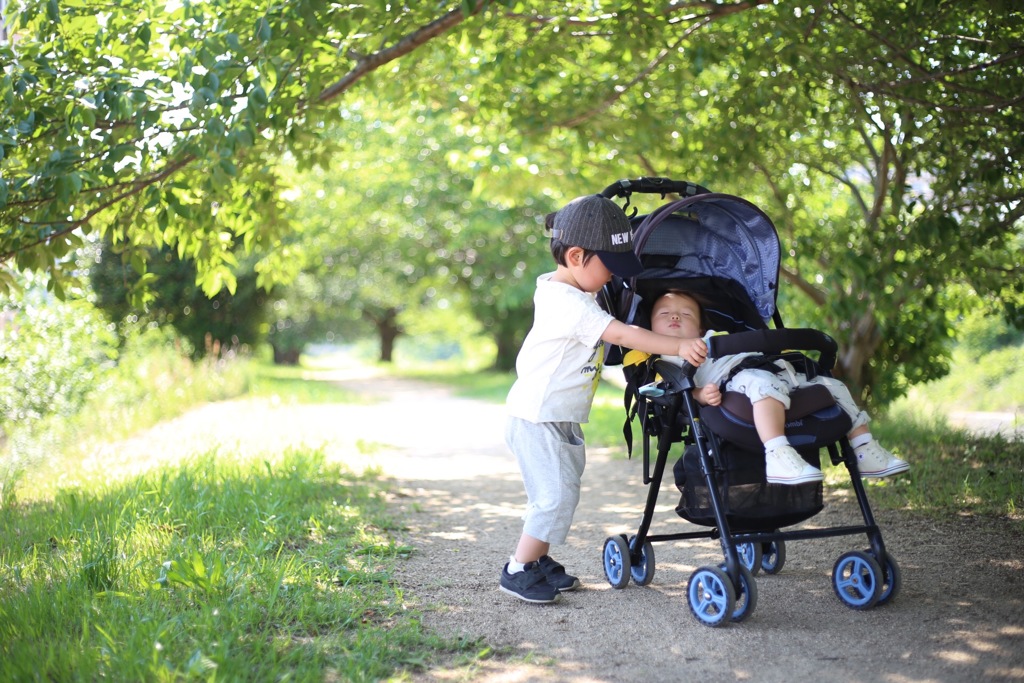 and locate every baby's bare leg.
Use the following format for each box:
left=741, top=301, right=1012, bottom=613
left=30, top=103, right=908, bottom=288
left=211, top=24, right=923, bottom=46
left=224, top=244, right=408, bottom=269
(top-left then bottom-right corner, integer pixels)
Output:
left=848, top=424, right=870, bottom=439
left=753, top=397, right=787, bottom=443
